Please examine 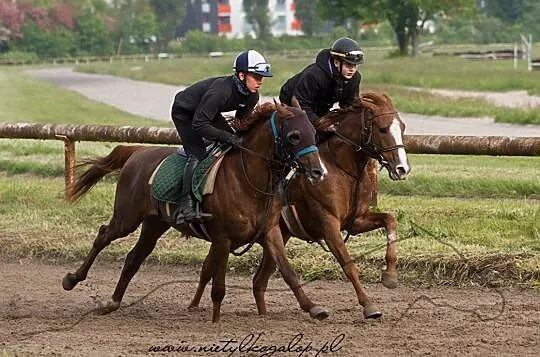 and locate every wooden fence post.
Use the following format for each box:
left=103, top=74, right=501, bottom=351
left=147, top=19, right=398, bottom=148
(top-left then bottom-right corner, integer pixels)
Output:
left=55, top=135, right=75, bottom=201
left=367, top=159, right=378, bottom=207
